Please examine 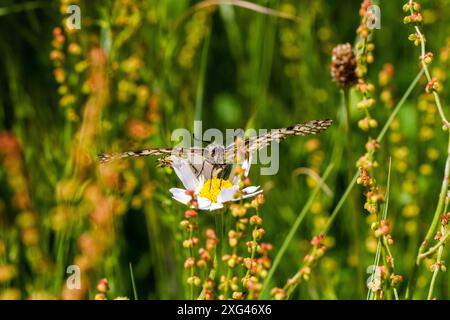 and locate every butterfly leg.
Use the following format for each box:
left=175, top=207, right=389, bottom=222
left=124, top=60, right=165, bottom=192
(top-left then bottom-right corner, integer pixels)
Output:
left=209, top=164, right=215, bottom=191
left=217, top=164, right=227, bottom=189
left=196, top=160, right=205, bottom=179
